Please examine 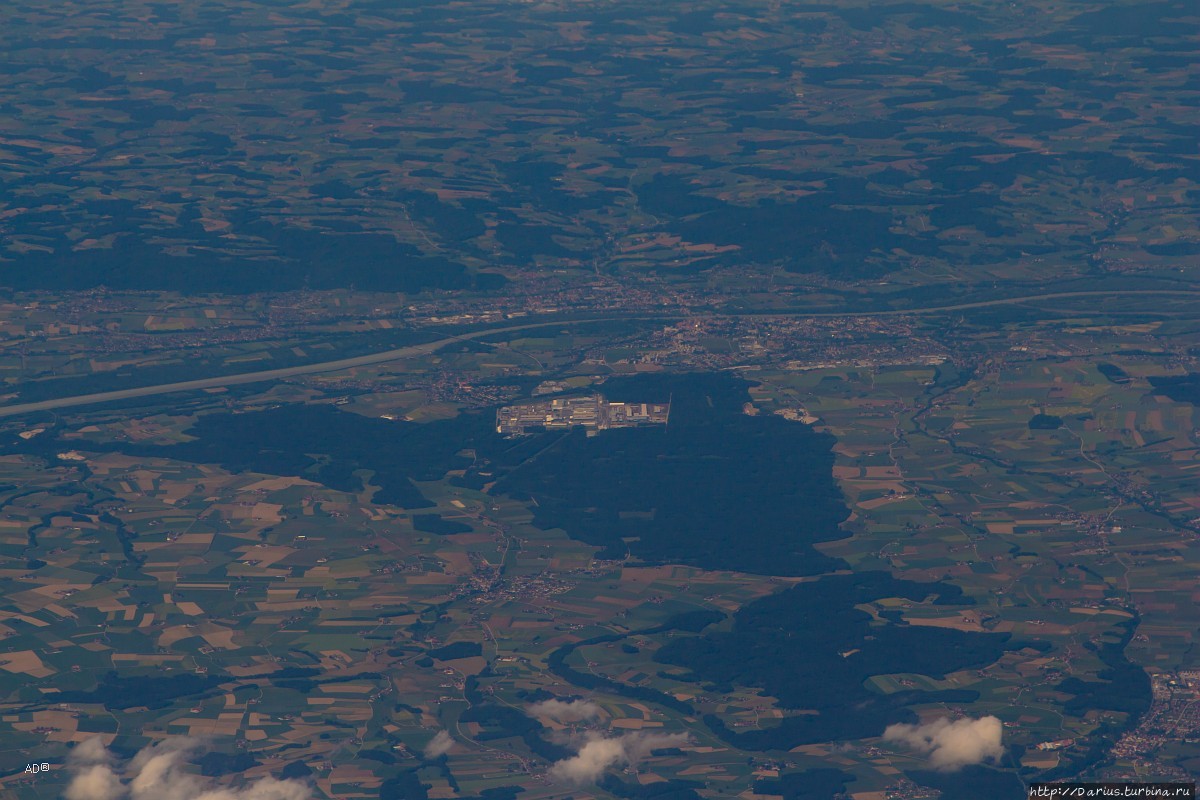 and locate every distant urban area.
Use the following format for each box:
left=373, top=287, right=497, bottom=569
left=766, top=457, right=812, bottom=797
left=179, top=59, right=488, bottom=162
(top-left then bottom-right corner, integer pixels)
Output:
left=496, top=394, right=670, bottom=436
